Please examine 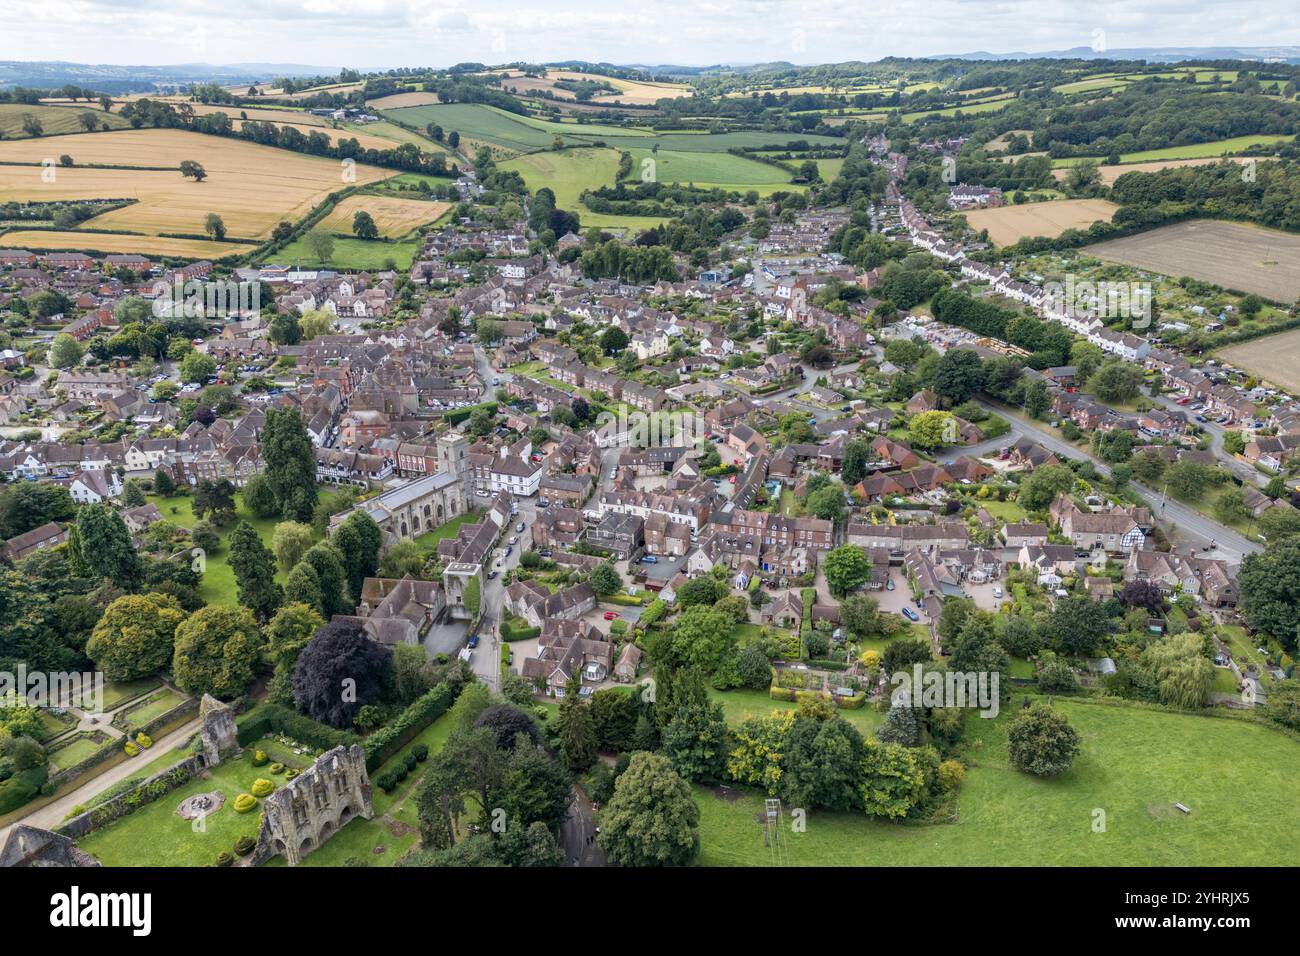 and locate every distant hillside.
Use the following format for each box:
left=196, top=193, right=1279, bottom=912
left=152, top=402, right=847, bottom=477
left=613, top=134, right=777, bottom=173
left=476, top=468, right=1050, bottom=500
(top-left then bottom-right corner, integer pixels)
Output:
left=0, top=60, right=330, bottom=93
left=939, top=46, right=1300, bottom=64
